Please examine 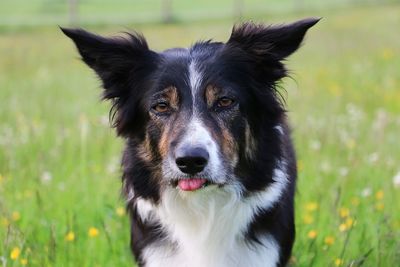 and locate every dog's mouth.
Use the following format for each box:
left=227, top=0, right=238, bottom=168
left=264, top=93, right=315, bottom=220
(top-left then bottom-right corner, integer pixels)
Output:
left=169, top=178, right=218, bottom=191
